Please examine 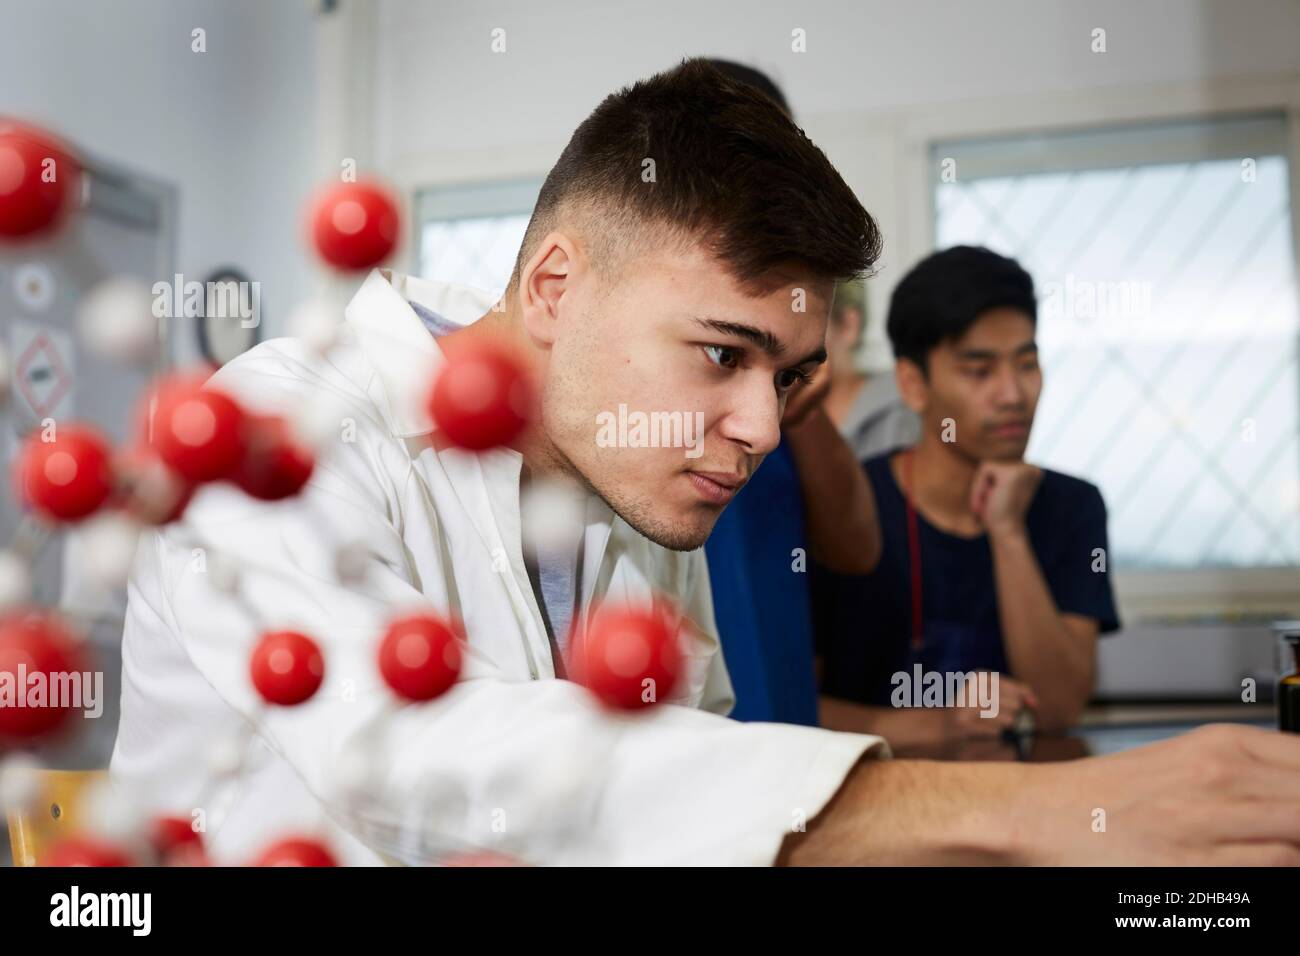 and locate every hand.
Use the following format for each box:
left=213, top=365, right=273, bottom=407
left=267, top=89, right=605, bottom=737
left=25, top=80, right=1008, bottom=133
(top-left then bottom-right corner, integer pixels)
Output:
left=781, top=362, right=831, bottom=430
left=783, top=722, right=1300, bottom=865
left=969, top=460, right=1042, bottom=537
left=1018, top=724, right=1300, bottom=865
left=941, top=673, right=1039, bottom=742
